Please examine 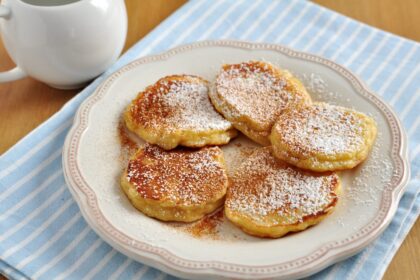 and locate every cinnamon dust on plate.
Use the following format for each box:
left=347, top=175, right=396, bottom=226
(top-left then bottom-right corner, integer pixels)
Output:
left=118, top=121, right=139, bottom=152
left=169, top=209, right=224, bottom=239
left=118, top=120, right=225, bottom=239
